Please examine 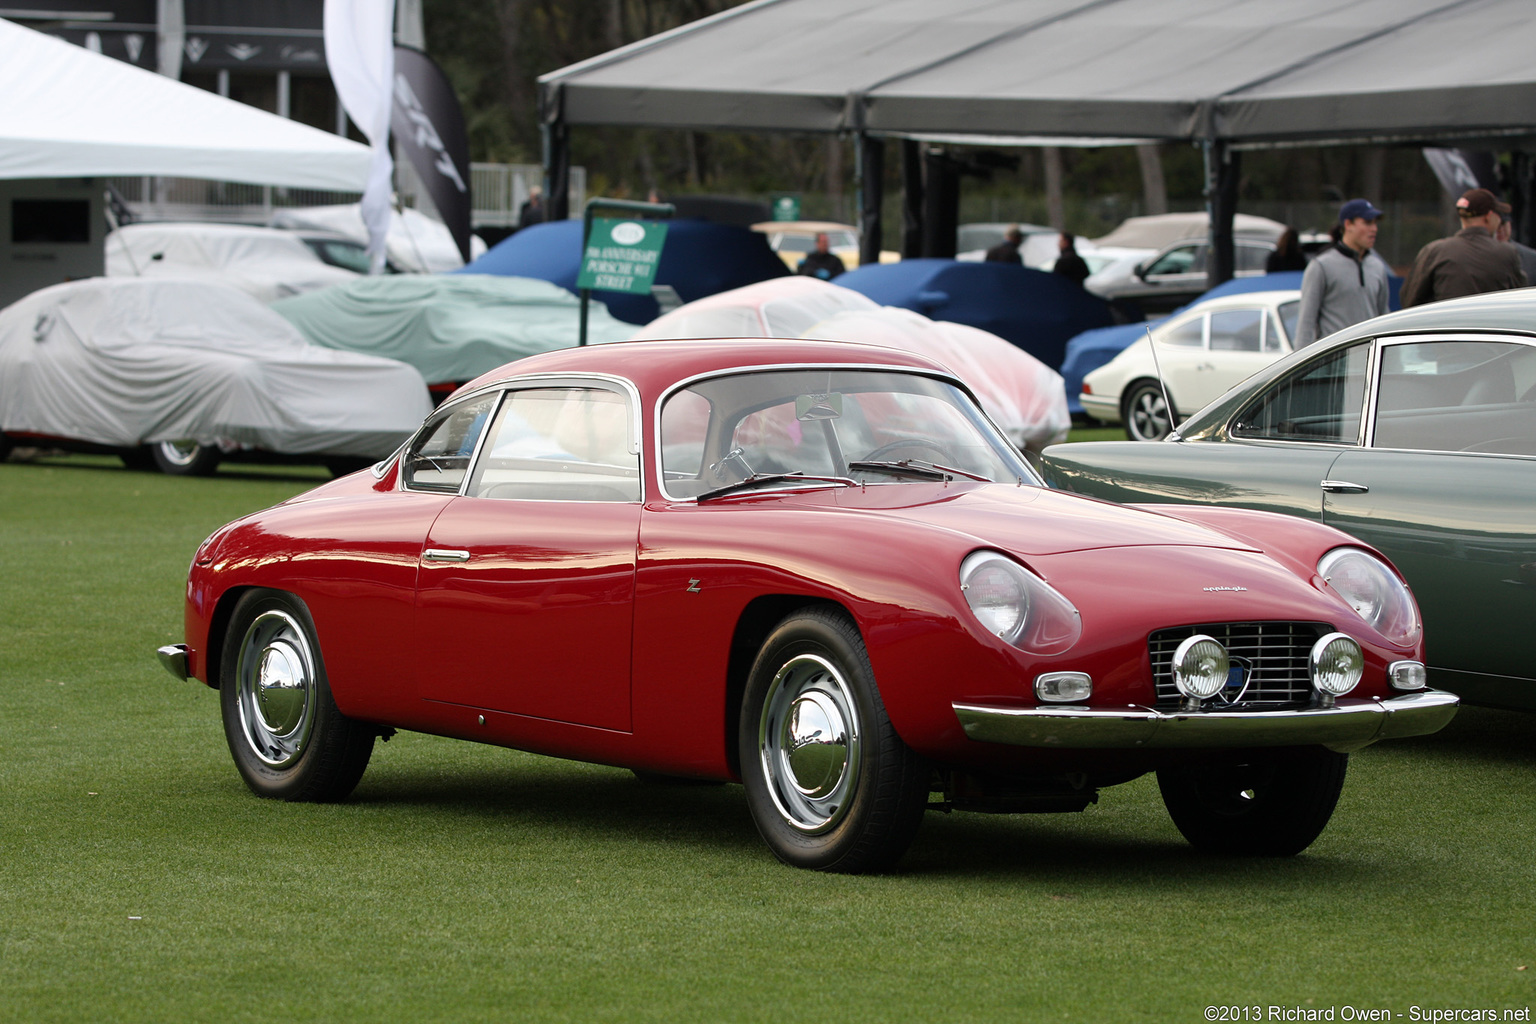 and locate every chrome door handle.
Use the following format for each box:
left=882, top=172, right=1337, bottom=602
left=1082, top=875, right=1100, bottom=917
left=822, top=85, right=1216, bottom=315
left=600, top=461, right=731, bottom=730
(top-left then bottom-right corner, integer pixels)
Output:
left=423, top=548, right=471, bottom=563
left=1320, top=479, right=1369, bottom=494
